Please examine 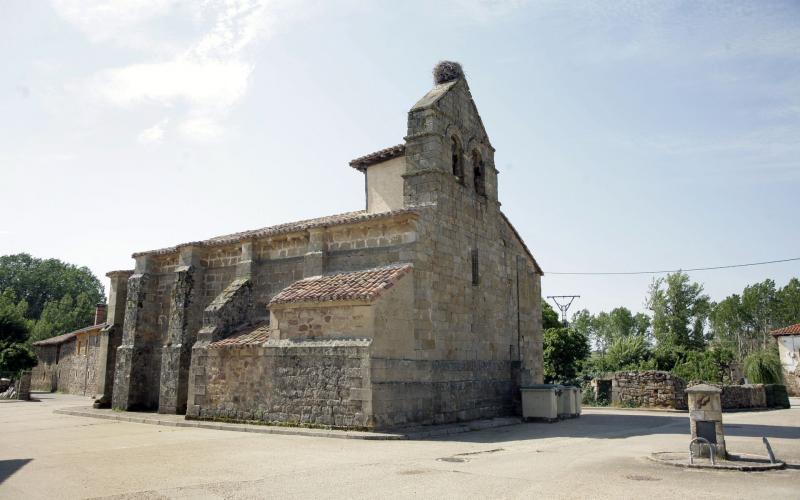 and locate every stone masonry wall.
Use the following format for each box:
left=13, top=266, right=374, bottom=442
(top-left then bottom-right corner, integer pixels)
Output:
left=272, top=303, right=374, bottom=340
left=720, top=384, right=767, bottom=409
left=32, top=337, right=102, bottom=397
left=59, top=335, right=102, bottom=397
left=370, top=359, right=518, bottom=428
left=324, top=221, right=416, bottom=275
left=611, top=372, right=770, bottom=410
left=31, top=345, right=58, bottom=392
left=391, top=74, right=543, bottom=427
left=199, top=340, right=371, bottom=428
left=612, top=371, right=687, bottom=409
